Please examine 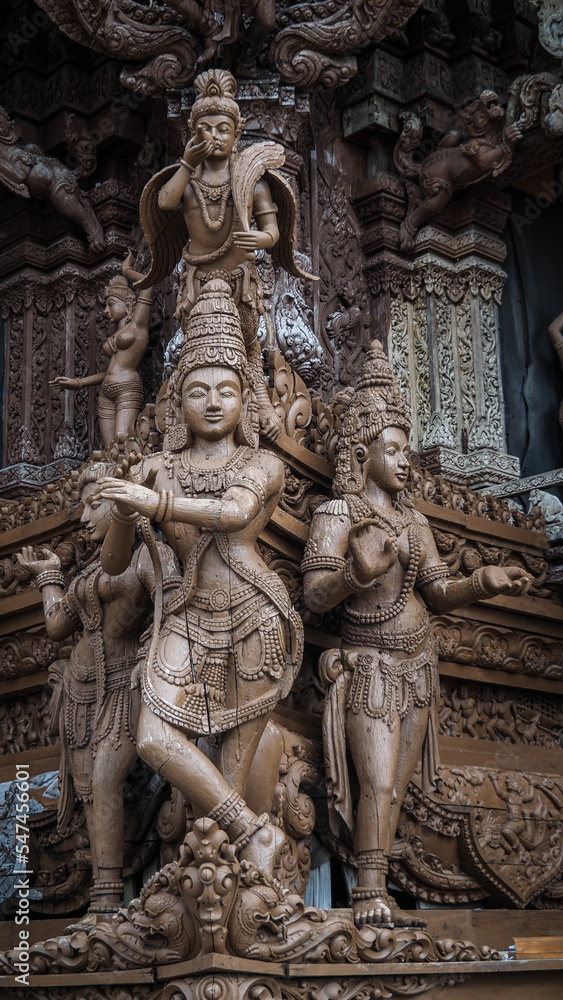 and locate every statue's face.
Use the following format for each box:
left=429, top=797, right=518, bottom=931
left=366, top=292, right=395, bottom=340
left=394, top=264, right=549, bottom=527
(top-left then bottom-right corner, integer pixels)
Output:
left=195, top=114, right=238, bottom=160
left=80, top=482, right=112, bottom=541
left=105, top=295, right=127, bottom=323
left=363, top=426, right=410, bottom=495
left=182, top=365, right=242, bottom=441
